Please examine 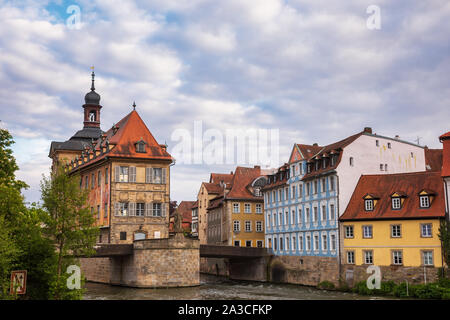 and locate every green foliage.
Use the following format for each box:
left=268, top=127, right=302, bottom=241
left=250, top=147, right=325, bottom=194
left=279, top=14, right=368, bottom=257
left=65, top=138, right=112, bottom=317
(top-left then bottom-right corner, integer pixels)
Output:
left=317, top=281, right=335, bottom=290
left=352, top=280, right=373, bottom=295
left=438, top=220, right=450, bottom=269
left=0, top=216, right=20, bottom=299
left=40, top=165, right=99, bottom=299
